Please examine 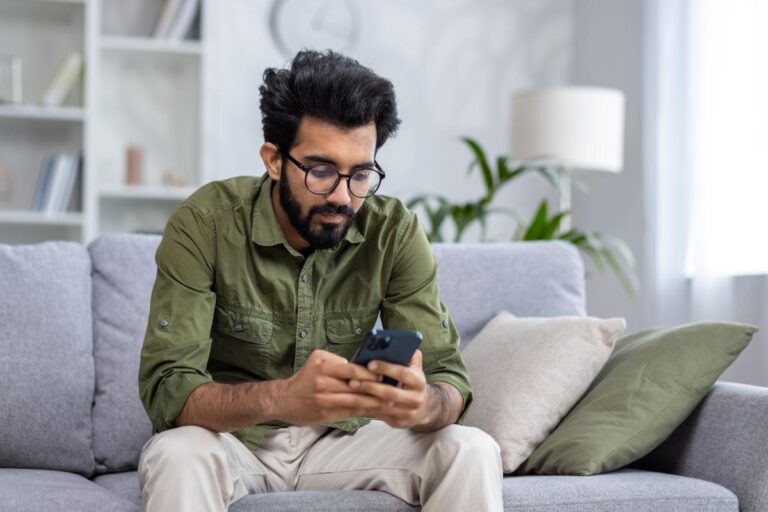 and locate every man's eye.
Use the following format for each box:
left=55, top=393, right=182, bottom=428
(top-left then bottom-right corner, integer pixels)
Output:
left=309, top=166, right=337, bottom=179
left=352, top=170, right=372, bottom=181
